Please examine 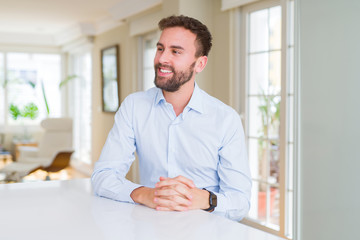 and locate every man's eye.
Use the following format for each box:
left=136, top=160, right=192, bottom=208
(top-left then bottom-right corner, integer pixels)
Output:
left=157, top=48, right=164, bottom=52
left=173, top=50, right=180, bottom=54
